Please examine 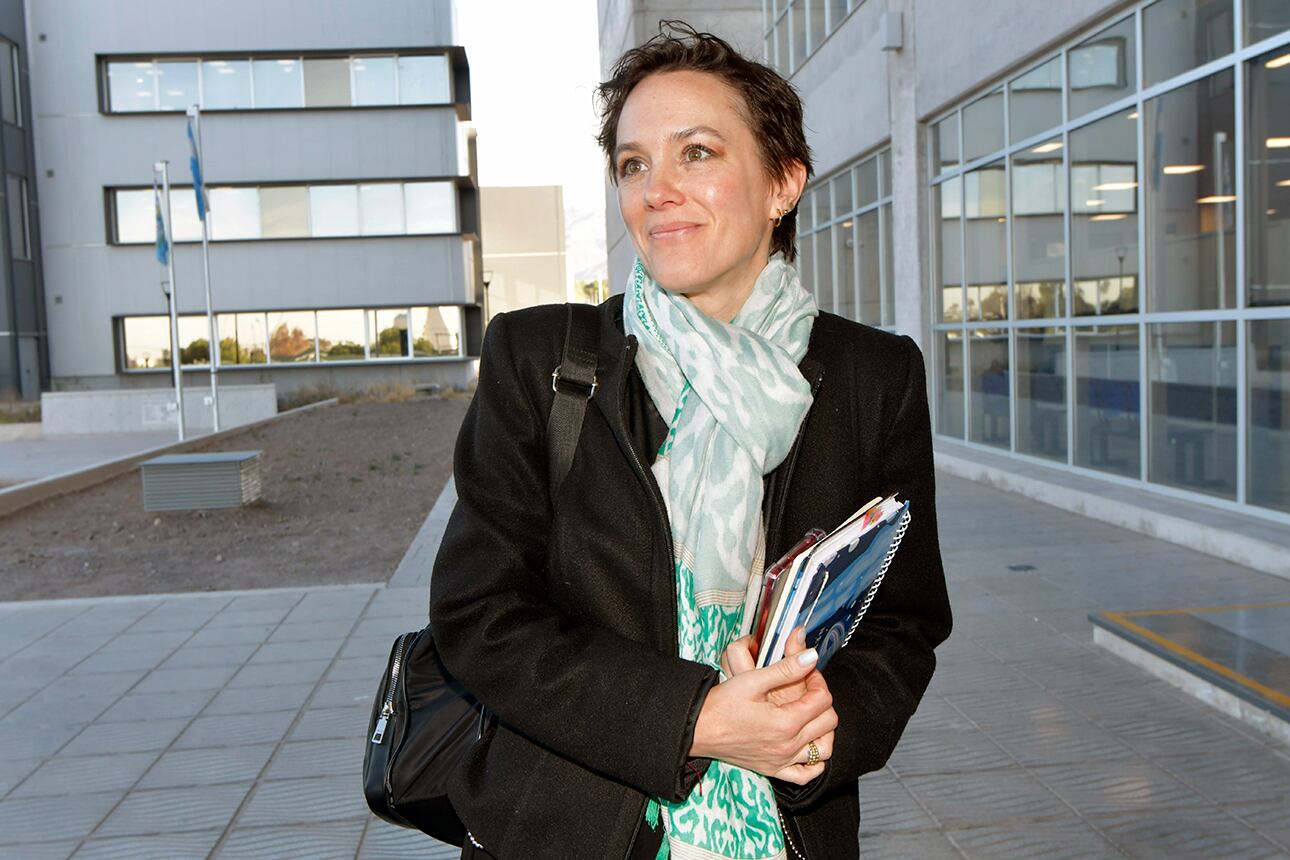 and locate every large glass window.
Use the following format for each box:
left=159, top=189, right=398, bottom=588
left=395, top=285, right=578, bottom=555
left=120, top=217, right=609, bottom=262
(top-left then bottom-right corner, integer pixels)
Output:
left=969, top=329, right=1010, bottom=448
left=1244, top=0, right=1290, bottom=45
left=816, top=217, right=834, bottom=313
left=201, top=60, right=253, bottom=109
left=1074, top=325, right=1141, bottom=477
left=217, top=312, right=267, bottom=365
left=108, top=62, right=157, bottom=112
left=1071, top=109, right=1140, bottom=315
left=1148, top=321, right=1237, bottom=497
left=317, top=309, right=366, bottom=361
left=1069, top=16, right=1137, bottom=119
left=1246, top=46, right=1290, bottom=306
left=370, top=309, right=410, bottom=358
left=1248, top=320, right=1290, bottom=512
left=123, top=317, right=173, bottom=369
left=6, top=175, right=29, bottom=260
left=932, top=113, right=960, bottom=175
left=1, top=41, right=20, bottom=126
left=405, top=182, right=457, bottom=234
left=1144, top=0, right=1234, bottom=87
left=252, top=59, right=303, bottom=108
left=1017, top=328, right=1068, bottom=461
left=156, top=61, right=198, bottom=111
left=1009, top=57, right=1062, bottom=144
left=1145, top=69, right=1236, bottom=312
left=353, top=56, right=396, bottom=106
left=857, top=210, right=881, bottom=325
left=177, top=316, right=210, bottom=366
left=963, top=89, right=1004, bottom=163
left=835, top=220, right=857, bottom=321
left=309, top=184, right=359, bottom=237
left=259, top=186, right=310, bottom=239
left=935, top=176, right=964, bottom=323
left=210, top=187, right=261, bottom=240
left=359, top=183, right=405, bottom=236
left=938, top=331, right=966, bottom=438
left=303, top=58, right=351, bottom=107
left=397, top=55, right=452, bottom=104
left=267, top=311, right=317, bottom=363
left=1012, top=138, right=1066, bottom=318
left=412, top=307, right=464, bottom=356
left=964, top=161, right=1008, bottom=321
left=132, top=306, right=464, bottom=372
